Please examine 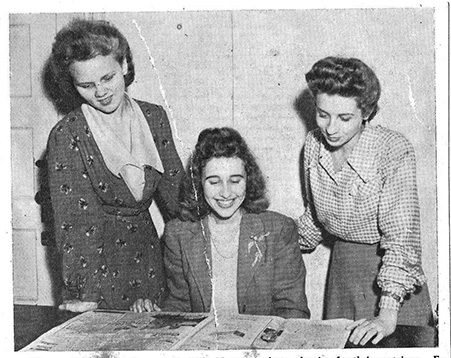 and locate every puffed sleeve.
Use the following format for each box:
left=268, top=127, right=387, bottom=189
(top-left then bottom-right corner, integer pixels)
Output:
left=273, top=216, right=311, bottom=319
left=161, top=221, right=192, bottom=312
left=153, top=106, right=185, bottom=221
left=46, top=122, right=103, bottom=303
left=377, top=135, right=427, bottom=310
left=297, top=131, right=325, bottom=250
